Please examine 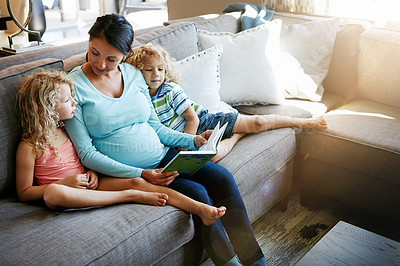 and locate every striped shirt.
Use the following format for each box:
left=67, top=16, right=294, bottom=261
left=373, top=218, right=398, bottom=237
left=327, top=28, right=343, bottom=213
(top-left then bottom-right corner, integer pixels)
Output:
left=151, top=82, right=203, bottom=132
